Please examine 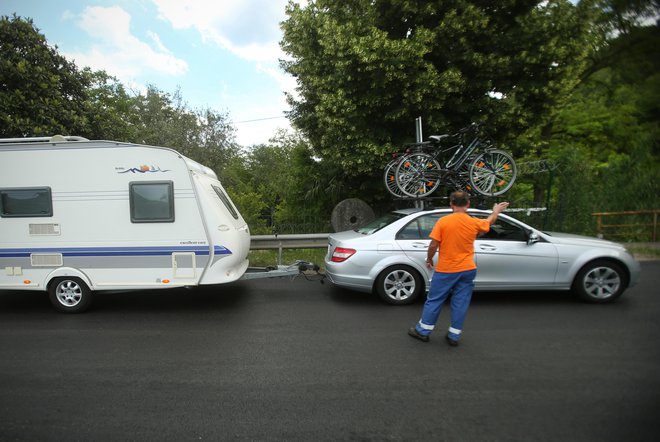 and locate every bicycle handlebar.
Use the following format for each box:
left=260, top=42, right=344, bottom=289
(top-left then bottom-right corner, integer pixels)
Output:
left=457, top=122, right=481, bottom=135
